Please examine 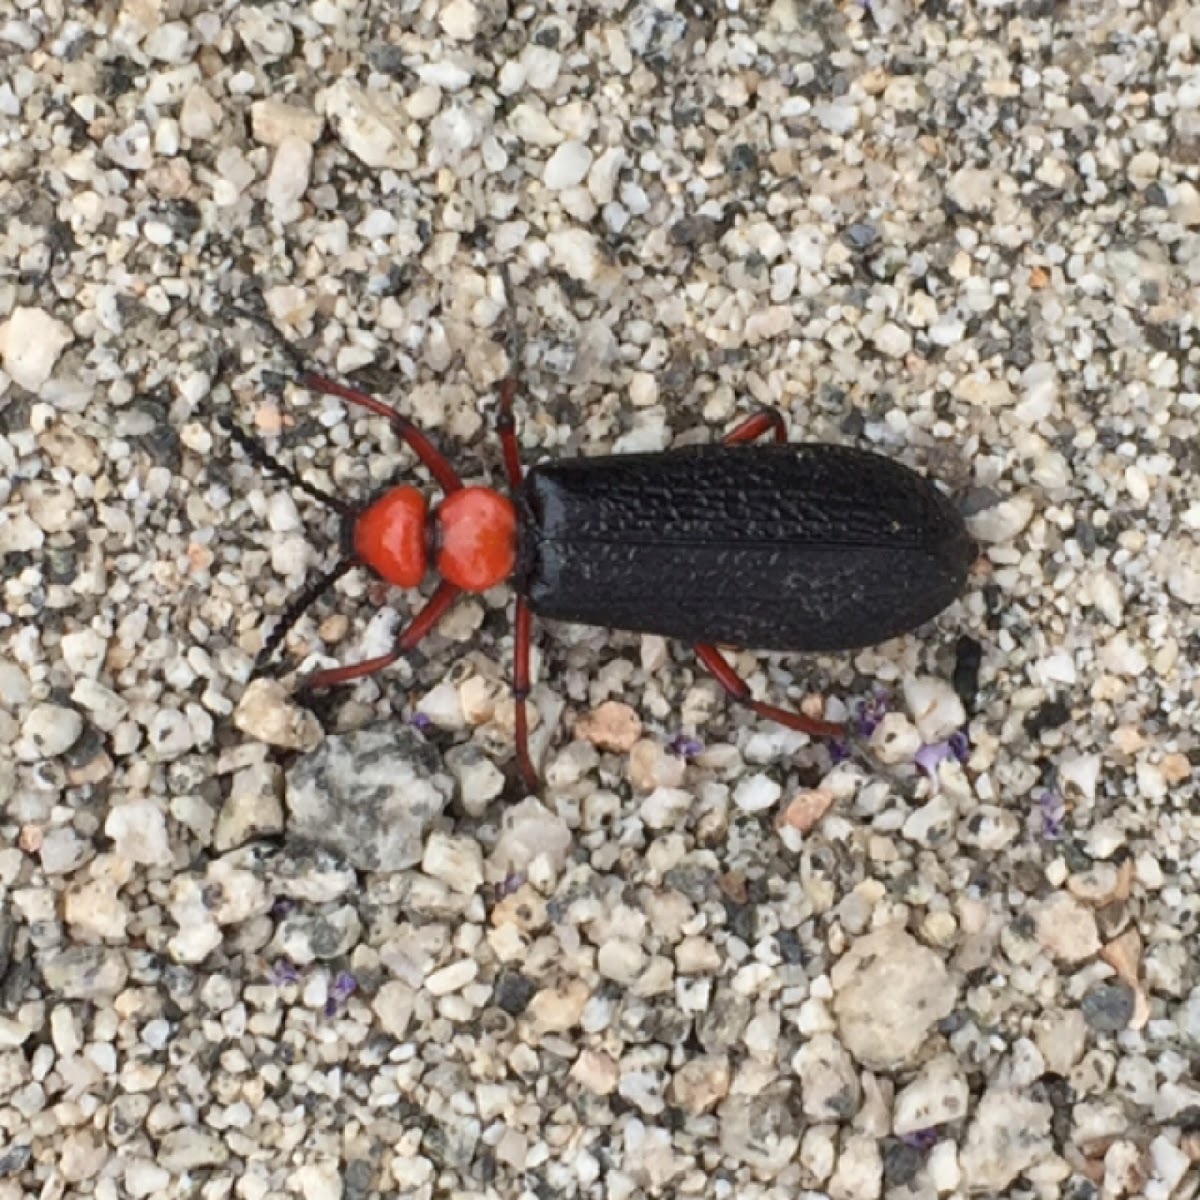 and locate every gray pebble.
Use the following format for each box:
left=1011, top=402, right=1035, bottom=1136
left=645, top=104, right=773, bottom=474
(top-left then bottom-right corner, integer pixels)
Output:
left=286, top=725, right=451, bottom=871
